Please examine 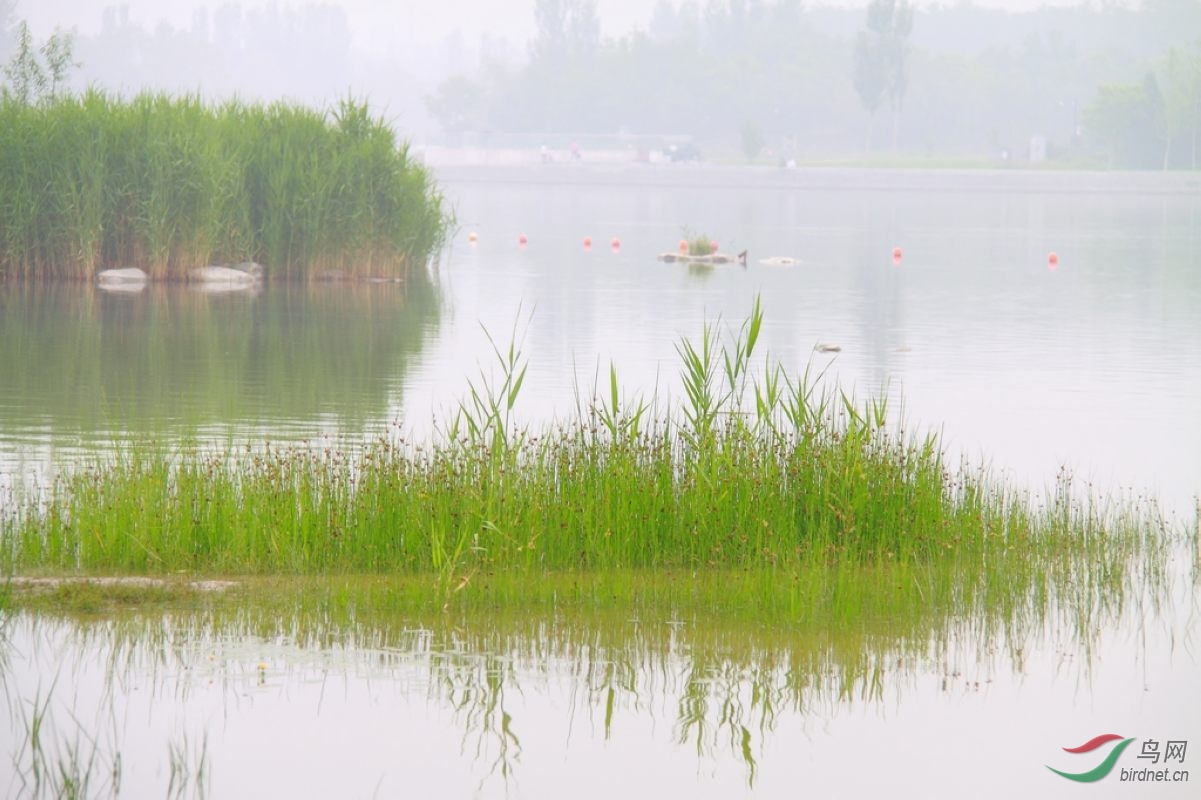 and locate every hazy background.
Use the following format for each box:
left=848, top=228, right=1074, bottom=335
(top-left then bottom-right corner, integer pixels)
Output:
left=2, top=1, right=1199, bottom=165
left=17, top=1, right=1104, bottom=50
